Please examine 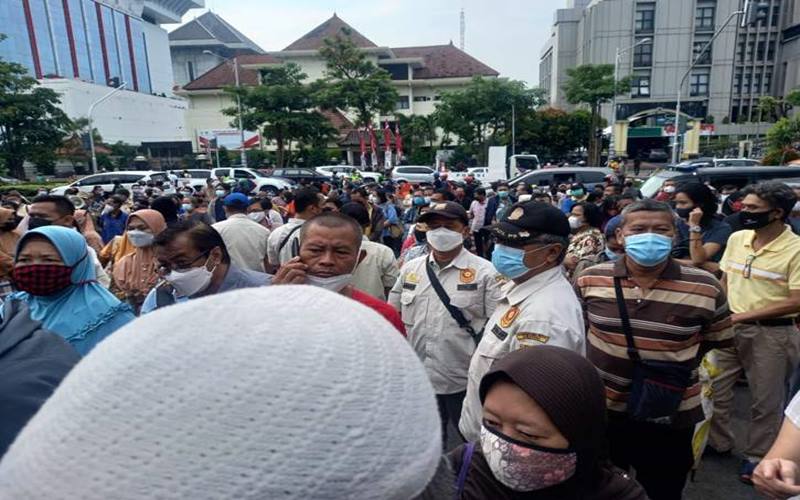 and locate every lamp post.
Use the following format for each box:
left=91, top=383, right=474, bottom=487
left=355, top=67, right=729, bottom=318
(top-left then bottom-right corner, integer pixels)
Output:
left=672, top=9, right=744, bottom=164
left=88, top=81, right=127, bottom=174
left=611, top=38, right=650, bottom=158
left=511, top=103, right=516, bottom=157
left=204, top=50, right=247, bottom=168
